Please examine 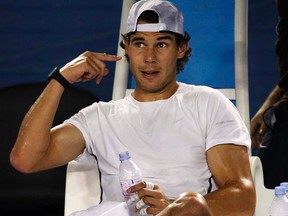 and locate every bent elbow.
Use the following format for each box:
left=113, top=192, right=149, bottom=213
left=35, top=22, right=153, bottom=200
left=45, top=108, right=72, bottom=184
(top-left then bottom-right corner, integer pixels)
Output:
left=249, top=185, right=257, bottom=215
left=240, top=179, right=257, bottom=215
left=10, top=148, right=35, bottom=174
